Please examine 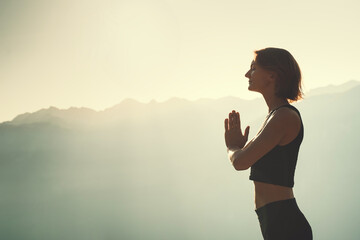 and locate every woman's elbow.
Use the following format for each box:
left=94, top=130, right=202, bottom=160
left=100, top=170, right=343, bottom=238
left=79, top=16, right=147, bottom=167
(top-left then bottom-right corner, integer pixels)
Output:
left=232, top=160, right=250, bottom=171
left=233, top=165, right=249, bottom=171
